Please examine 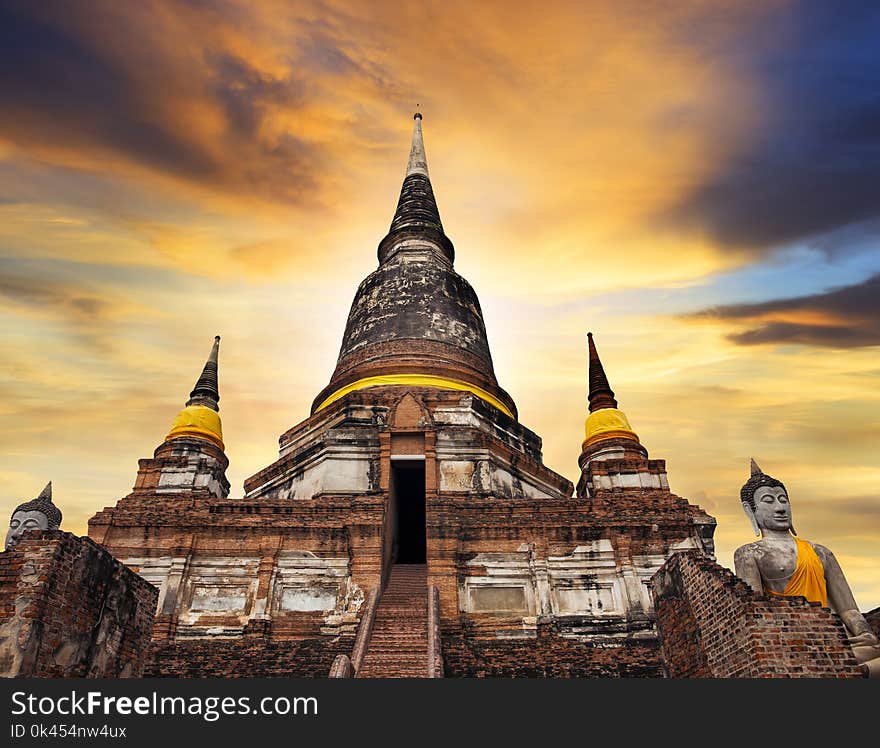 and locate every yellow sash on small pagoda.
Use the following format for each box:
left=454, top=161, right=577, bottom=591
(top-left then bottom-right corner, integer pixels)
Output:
left=765, top=537, right=828, bottom=608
